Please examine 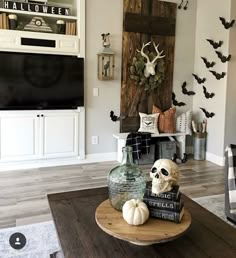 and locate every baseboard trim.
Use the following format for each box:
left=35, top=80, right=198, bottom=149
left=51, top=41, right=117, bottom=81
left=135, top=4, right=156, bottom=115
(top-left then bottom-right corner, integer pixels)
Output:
left=0, top=152, right=118, bottom=171
left=206, top=152, right=225, bottom=166
left=85, top=152, right=117, bottom=163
